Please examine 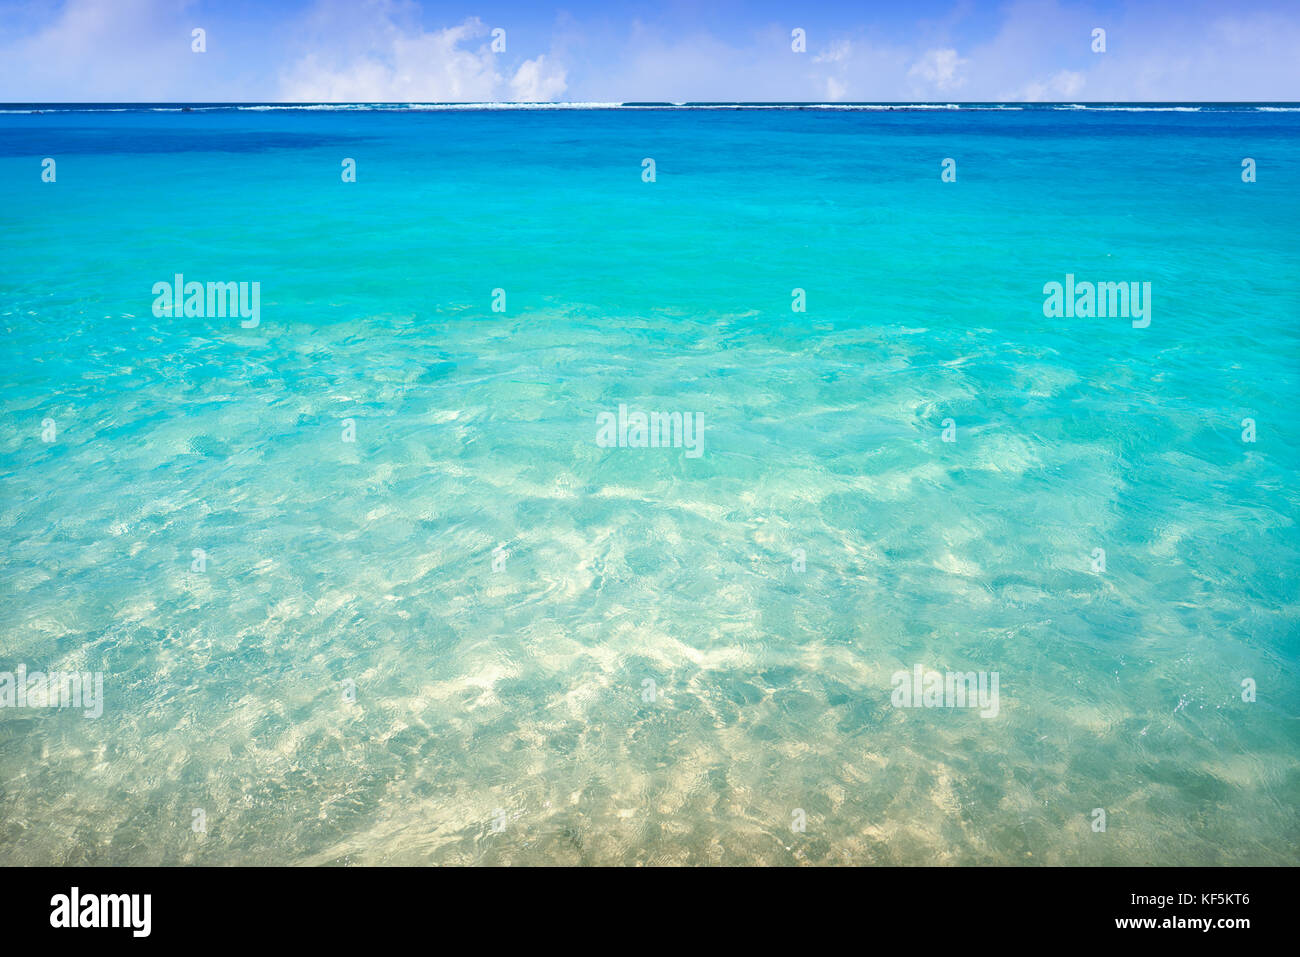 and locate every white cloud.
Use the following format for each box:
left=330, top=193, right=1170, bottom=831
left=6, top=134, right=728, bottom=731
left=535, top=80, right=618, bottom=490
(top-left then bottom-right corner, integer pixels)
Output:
left=581, top=24, right=909, bottom=103
left=510, top=56, right=567, bottom=102
left=276, top=2, right=568, bottom=102
left=280, top=15, right=504, bottom=101
left=1017, top=69, right=1086, bottom=101
left=813, top=40, right=852, bottom=64
left=908, top=48, right=968, bottom=93
left=0, top=0, right=225, bottom=101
